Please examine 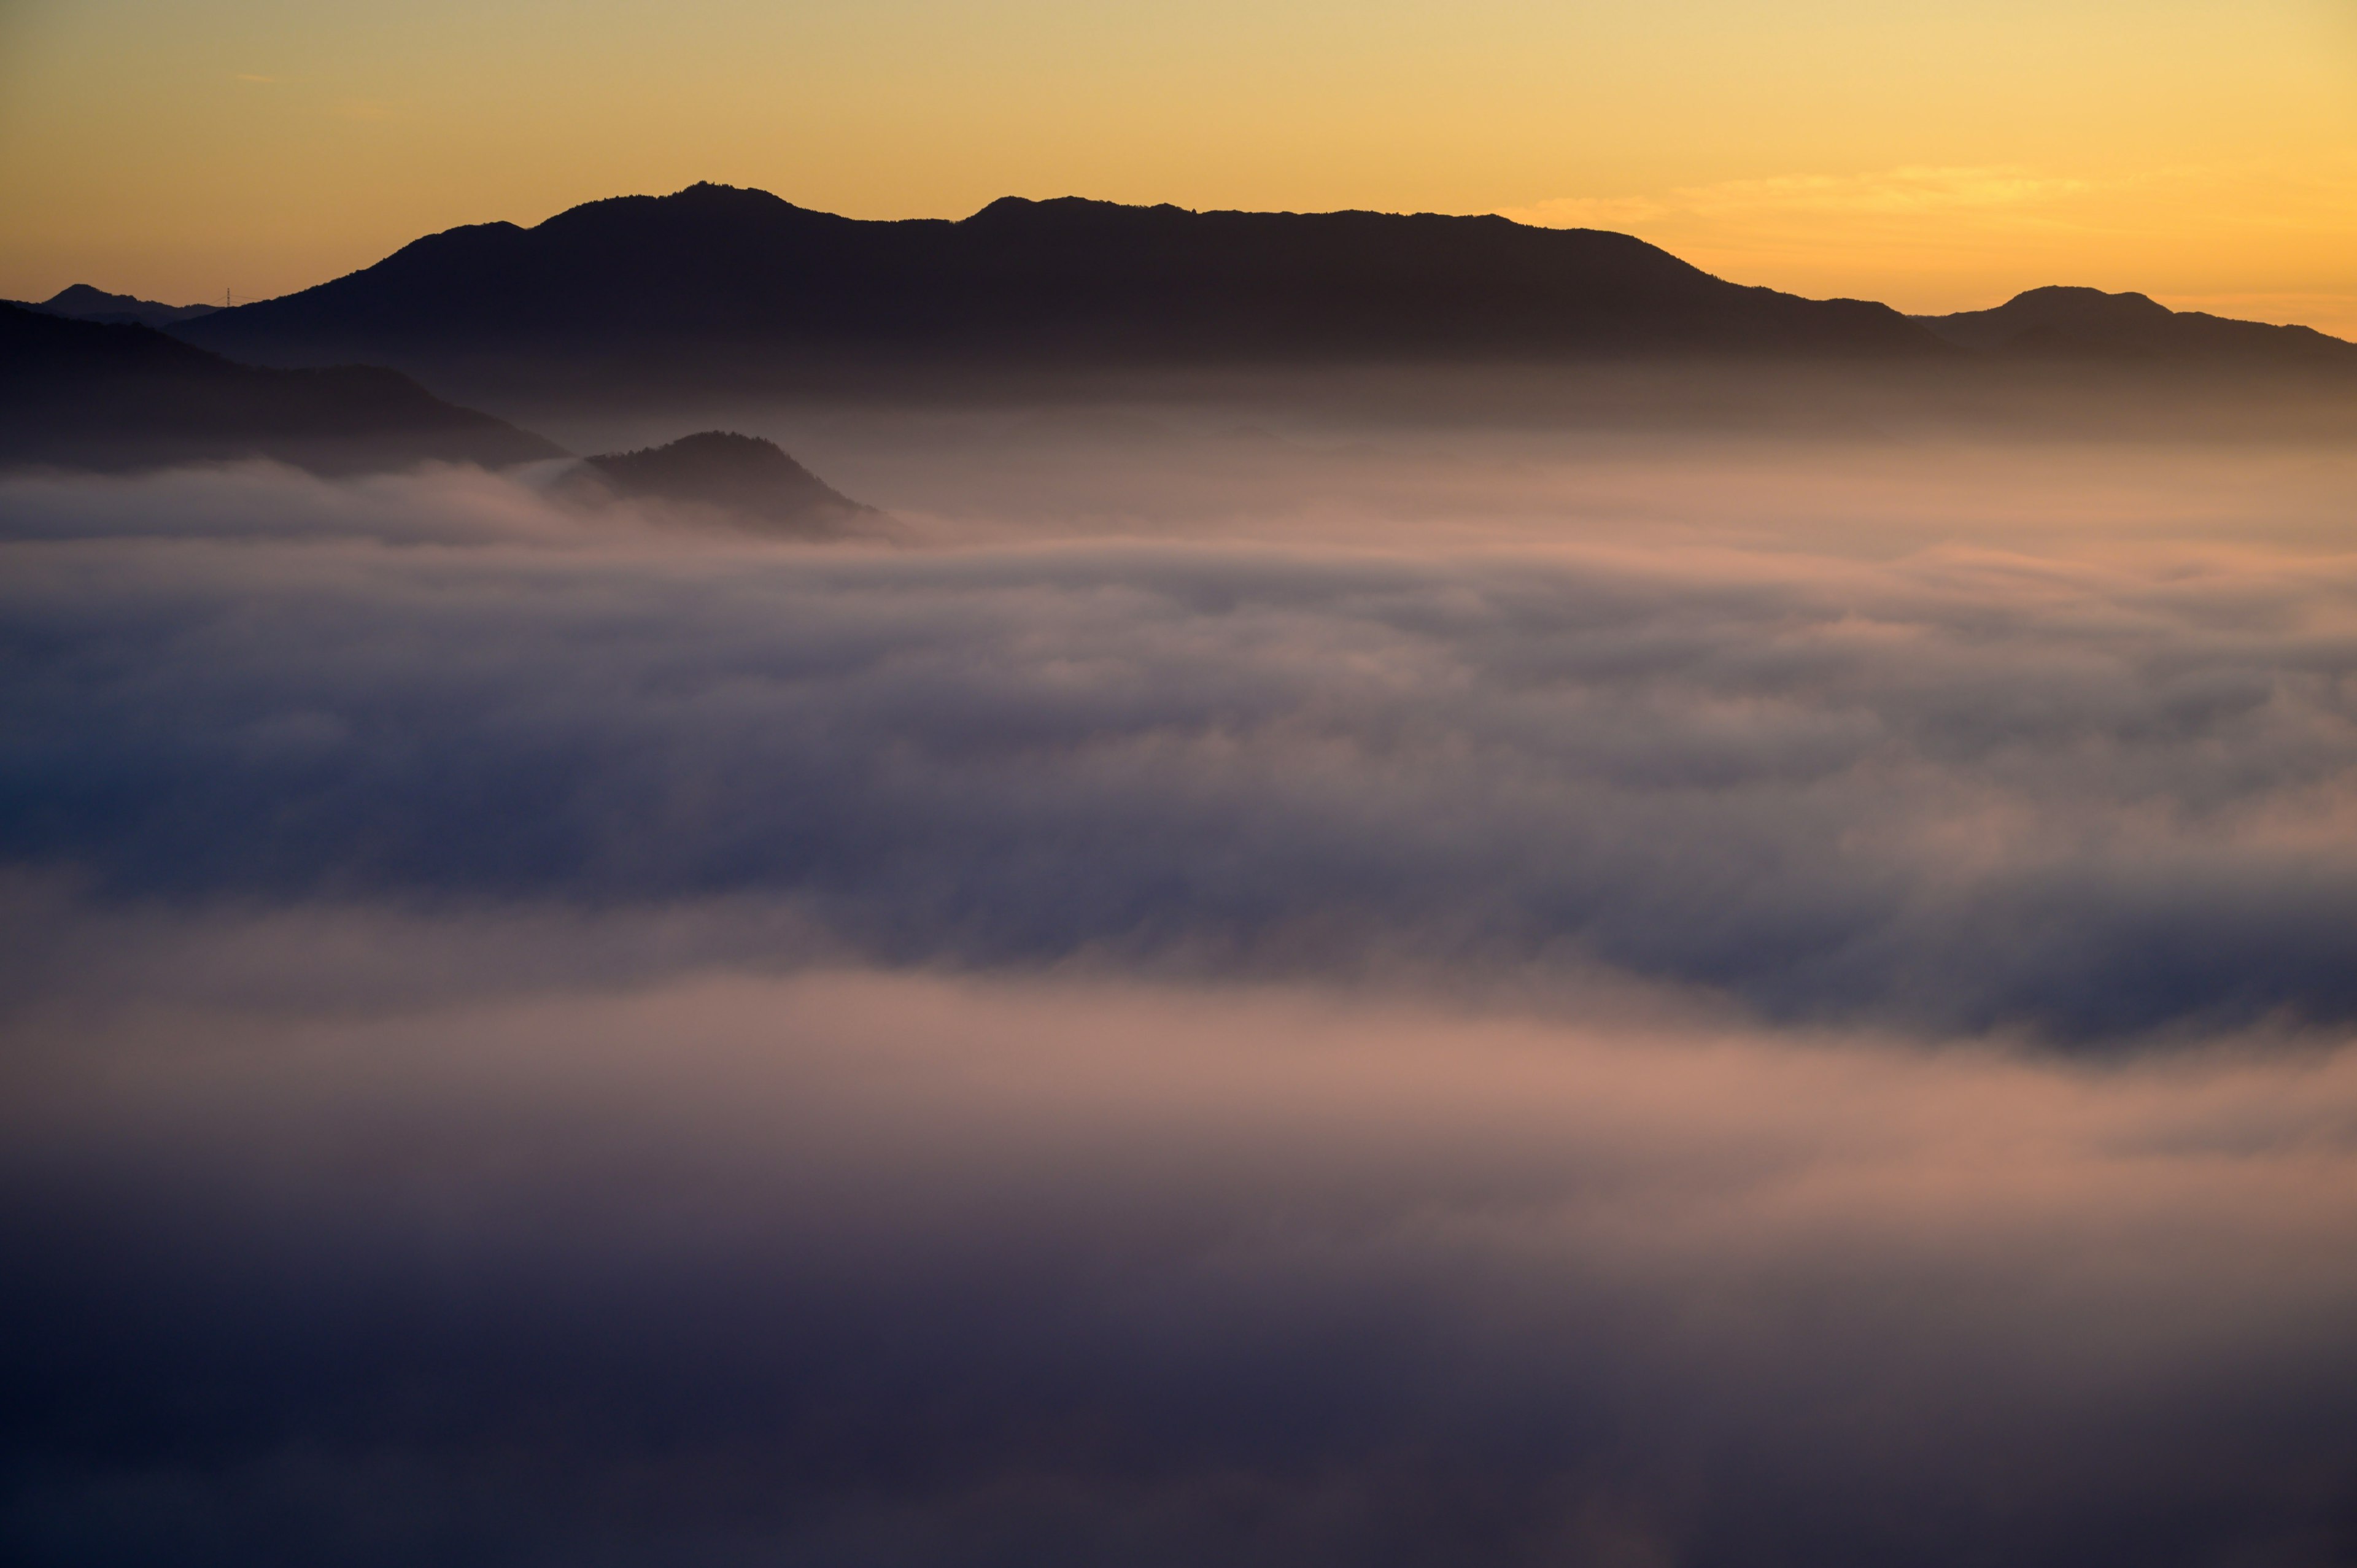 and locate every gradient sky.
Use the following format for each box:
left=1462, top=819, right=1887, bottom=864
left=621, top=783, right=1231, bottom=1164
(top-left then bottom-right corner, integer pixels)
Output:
left=2, top=0, right=2355, bottom=330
